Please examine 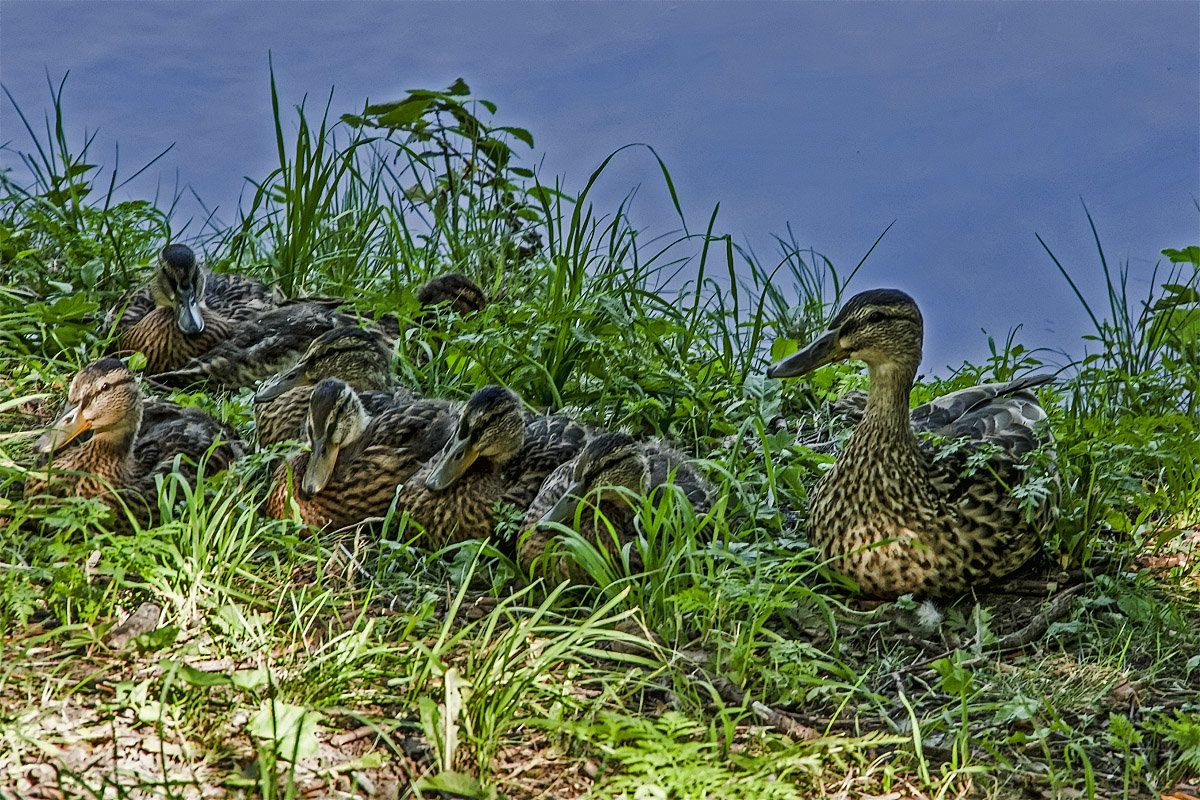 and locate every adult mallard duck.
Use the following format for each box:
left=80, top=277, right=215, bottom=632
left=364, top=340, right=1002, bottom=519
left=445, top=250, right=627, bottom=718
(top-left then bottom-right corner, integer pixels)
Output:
left=766, top=288, right=1055, bottom=598
left=394, top=385, right=590, bottom=547
left=518, top=432, right=713, bottom=580
left=112, top=244, right=282, bottom=374
left=253, top=326, right=414, bottom=448
left=264, top=378, right=457, bottom=529
left=24, top=358, right=243, bottom=527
